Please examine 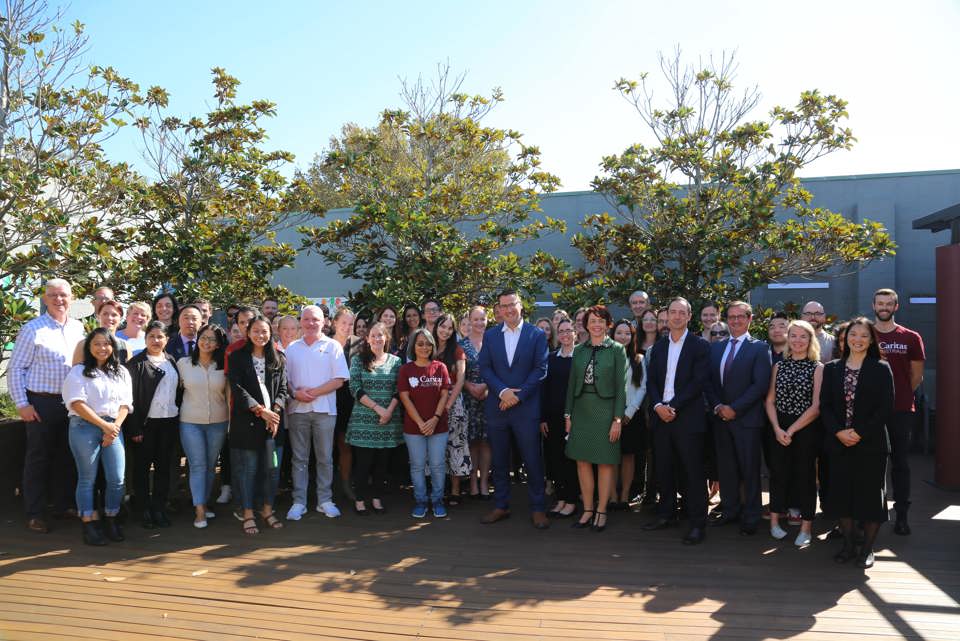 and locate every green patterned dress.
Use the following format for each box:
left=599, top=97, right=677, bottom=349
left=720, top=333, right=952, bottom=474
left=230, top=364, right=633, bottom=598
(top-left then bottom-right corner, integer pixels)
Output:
left=346, top=353, right=404, bottom=448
